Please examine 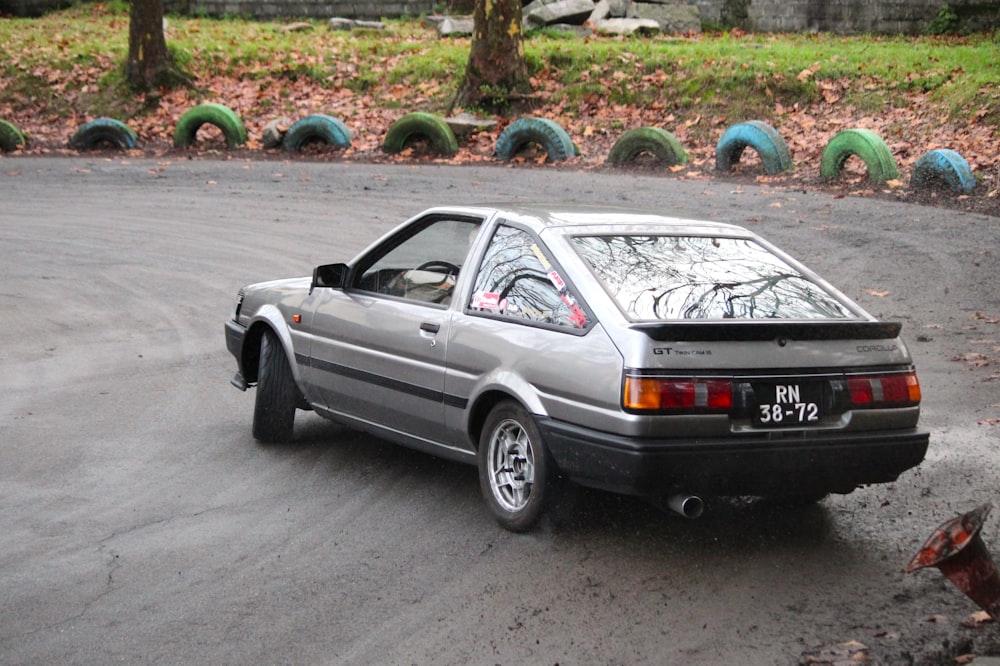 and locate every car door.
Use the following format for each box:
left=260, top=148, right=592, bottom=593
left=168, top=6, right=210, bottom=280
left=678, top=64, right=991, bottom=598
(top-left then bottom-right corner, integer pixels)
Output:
left=307, top=213, right=484, bottom=449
